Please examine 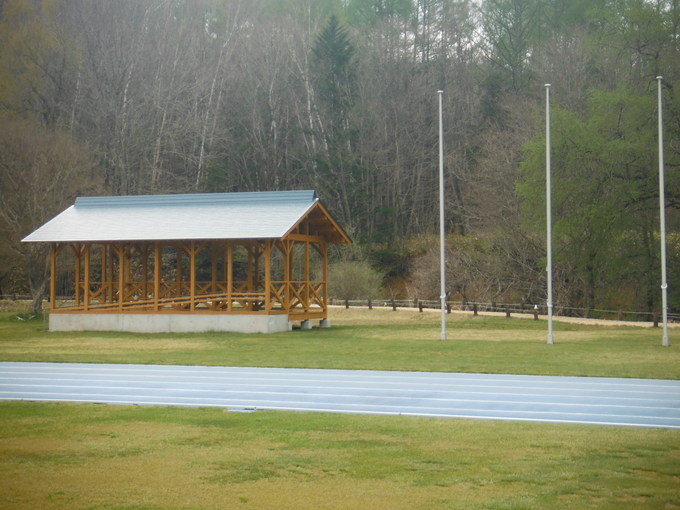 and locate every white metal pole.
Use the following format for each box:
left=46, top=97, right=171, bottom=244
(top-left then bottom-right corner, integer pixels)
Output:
left=546, top=84, right=554, bottom=345
left=438, top=90, right=447, bottom=341
left=657, top=76, right=670, bottom=347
